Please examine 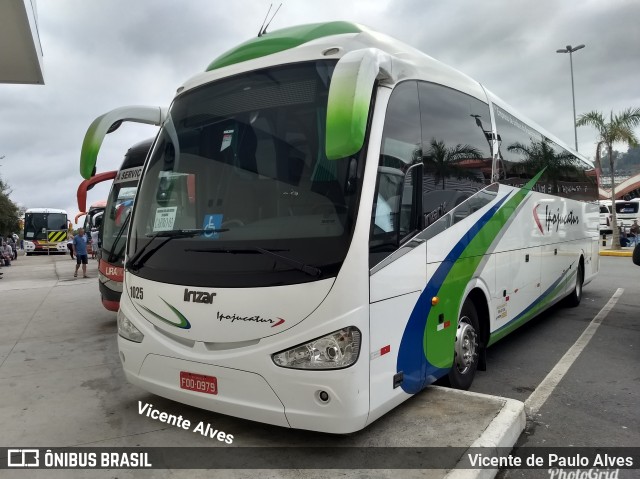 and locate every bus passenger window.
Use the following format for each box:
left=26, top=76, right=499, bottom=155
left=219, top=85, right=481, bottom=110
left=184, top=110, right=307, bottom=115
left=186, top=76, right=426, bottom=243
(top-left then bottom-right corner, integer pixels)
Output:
left=370, top=81, right=422, bottom=268
left=418, top=82, right=492, bottom=227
